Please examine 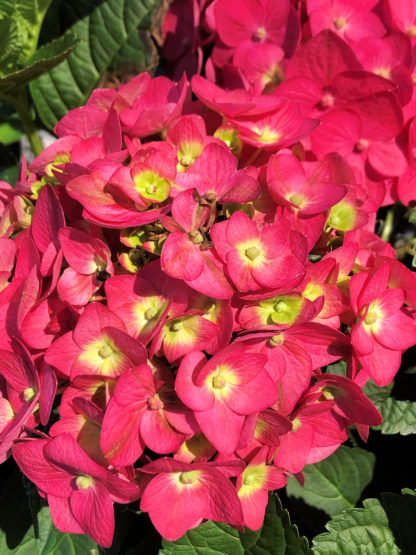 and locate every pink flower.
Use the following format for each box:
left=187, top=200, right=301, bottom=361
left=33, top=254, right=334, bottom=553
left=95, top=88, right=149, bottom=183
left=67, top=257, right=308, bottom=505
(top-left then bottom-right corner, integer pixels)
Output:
left=101, top=363, right=197, bottom=466
left=140, top=457, right=245, bottom=540
left=13, top=433, right=140, bottom=547
left=176, top=344, right=276, bottom=454
left=210, top=210, right=306, bottom=293
left=350, top=263, right=416, bottom=385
